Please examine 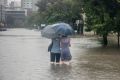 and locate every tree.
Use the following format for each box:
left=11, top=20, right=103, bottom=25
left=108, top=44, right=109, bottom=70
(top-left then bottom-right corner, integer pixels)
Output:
left=114, top=10, right=120, bottom=47
left=36, top=0, right=83, bottom=33
left=82, top=0, right=120, bottom=46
